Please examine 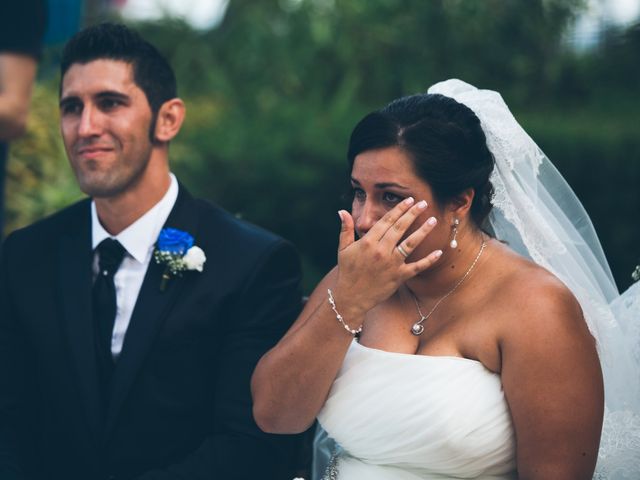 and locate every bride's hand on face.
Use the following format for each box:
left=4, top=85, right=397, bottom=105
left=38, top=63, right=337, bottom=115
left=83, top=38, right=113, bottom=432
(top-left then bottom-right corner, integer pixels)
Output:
left=335, top=197, right=442, bottom=315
